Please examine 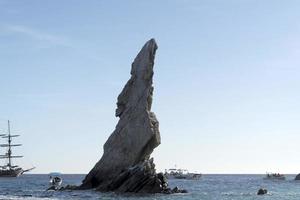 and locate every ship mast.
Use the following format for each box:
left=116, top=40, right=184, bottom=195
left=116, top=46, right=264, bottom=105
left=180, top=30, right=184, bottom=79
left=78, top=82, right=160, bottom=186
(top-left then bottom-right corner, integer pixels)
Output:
left=0, top=120, right=23, bottom=169
left=8, top=120, right=11, bottom=167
